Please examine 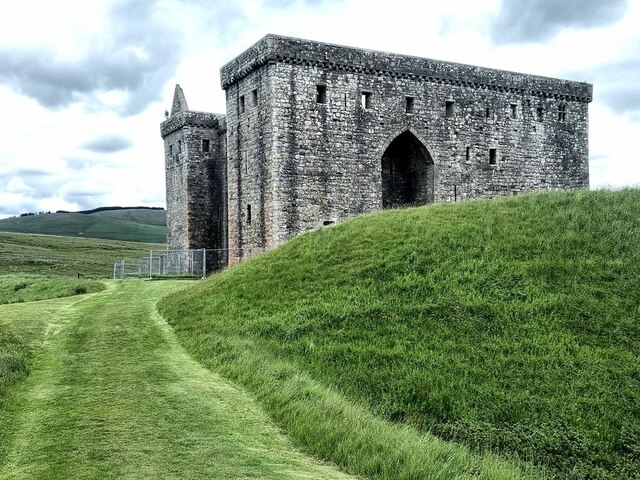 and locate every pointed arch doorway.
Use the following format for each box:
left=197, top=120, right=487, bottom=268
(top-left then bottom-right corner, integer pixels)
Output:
left=381, top=131, right=434, bottom=209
